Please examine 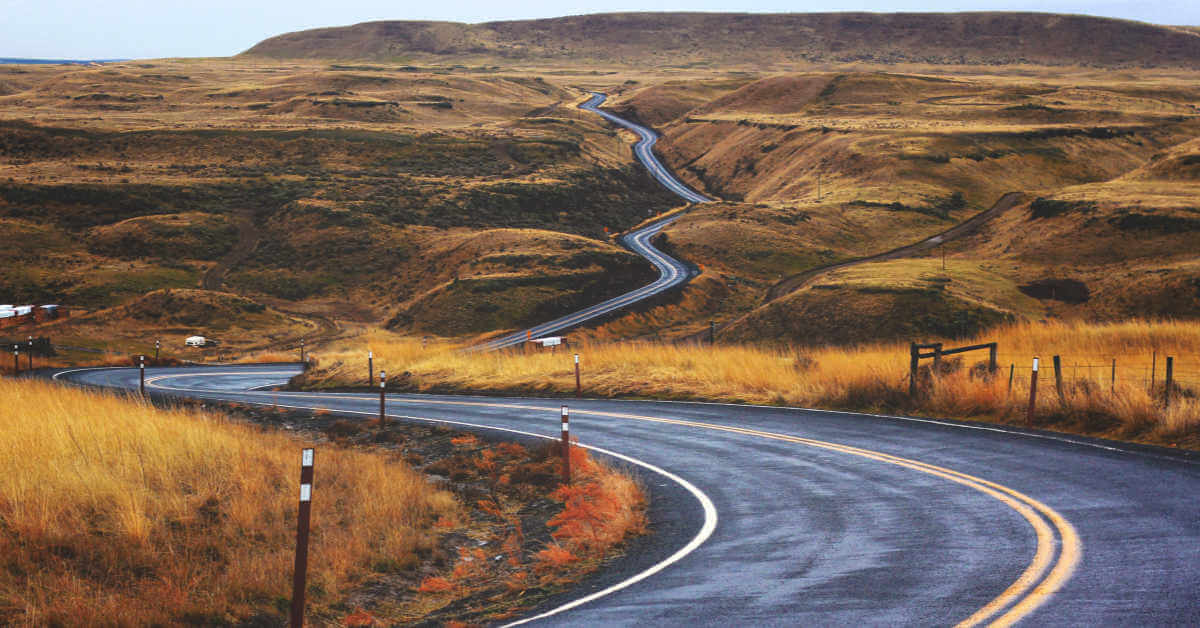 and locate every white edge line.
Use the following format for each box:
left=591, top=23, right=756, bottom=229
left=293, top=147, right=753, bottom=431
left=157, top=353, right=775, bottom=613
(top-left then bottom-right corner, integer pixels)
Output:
left=70, top=371, right=720, bottom=626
